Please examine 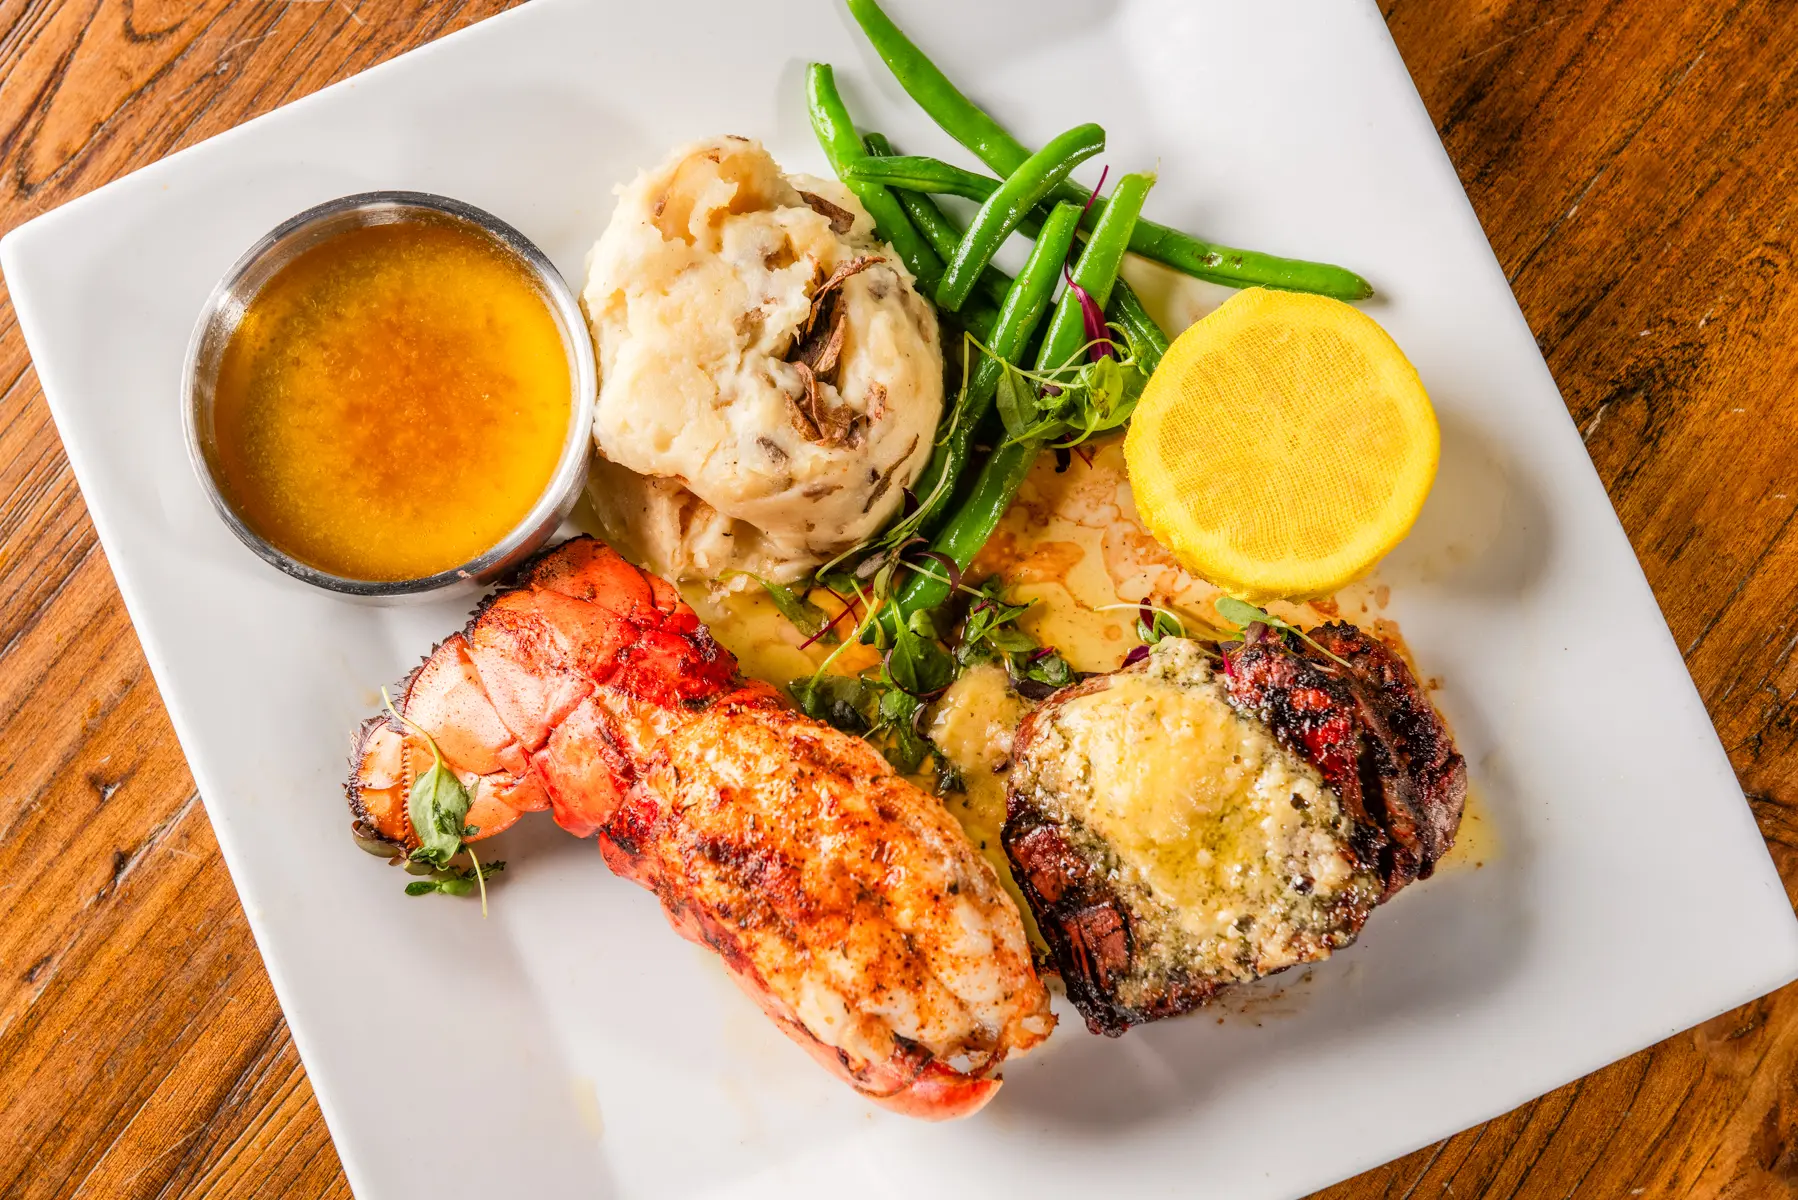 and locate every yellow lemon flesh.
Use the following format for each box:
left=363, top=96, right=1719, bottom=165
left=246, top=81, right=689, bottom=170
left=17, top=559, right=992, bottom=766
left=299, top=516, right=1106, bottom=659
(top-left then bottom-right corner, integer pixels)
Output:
left=1124, top=288, right=1438, bottom=602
